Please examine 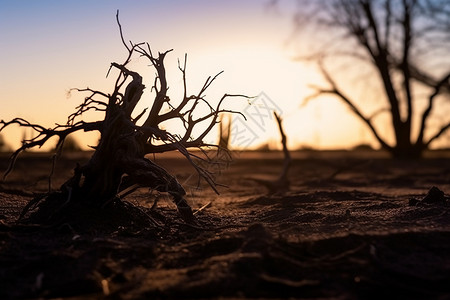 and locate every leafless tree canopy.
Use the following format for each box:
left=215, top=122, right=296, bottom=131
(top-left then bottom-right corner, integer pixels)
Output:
left=292, top=0, right=450, bottom=158
left=0, top=11, right=247, bottom=223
